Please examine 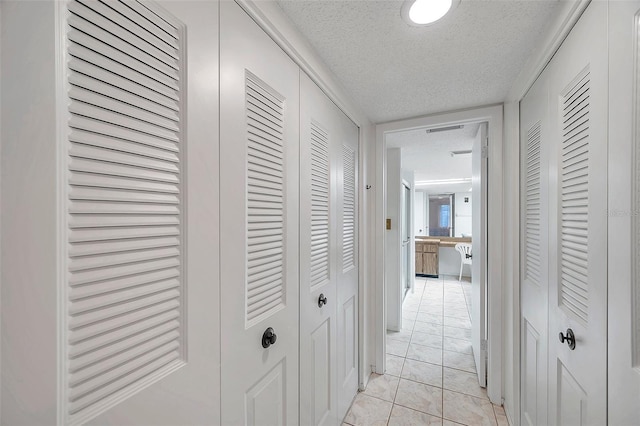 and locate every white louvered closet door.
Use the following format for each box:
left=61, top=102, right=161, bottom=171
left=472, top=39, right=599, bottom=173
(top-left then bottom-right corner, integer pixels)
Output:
left=336, top=107, right=360, bottom=419
left=546, top=2, right=608, bottom=424
left=219, top=1, right=300, bottom=425
left=519, top=67, right=550, bottom=426
left=299, top=73, right=339, bottom=426
left=63, top=1, right=220, bottom=425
